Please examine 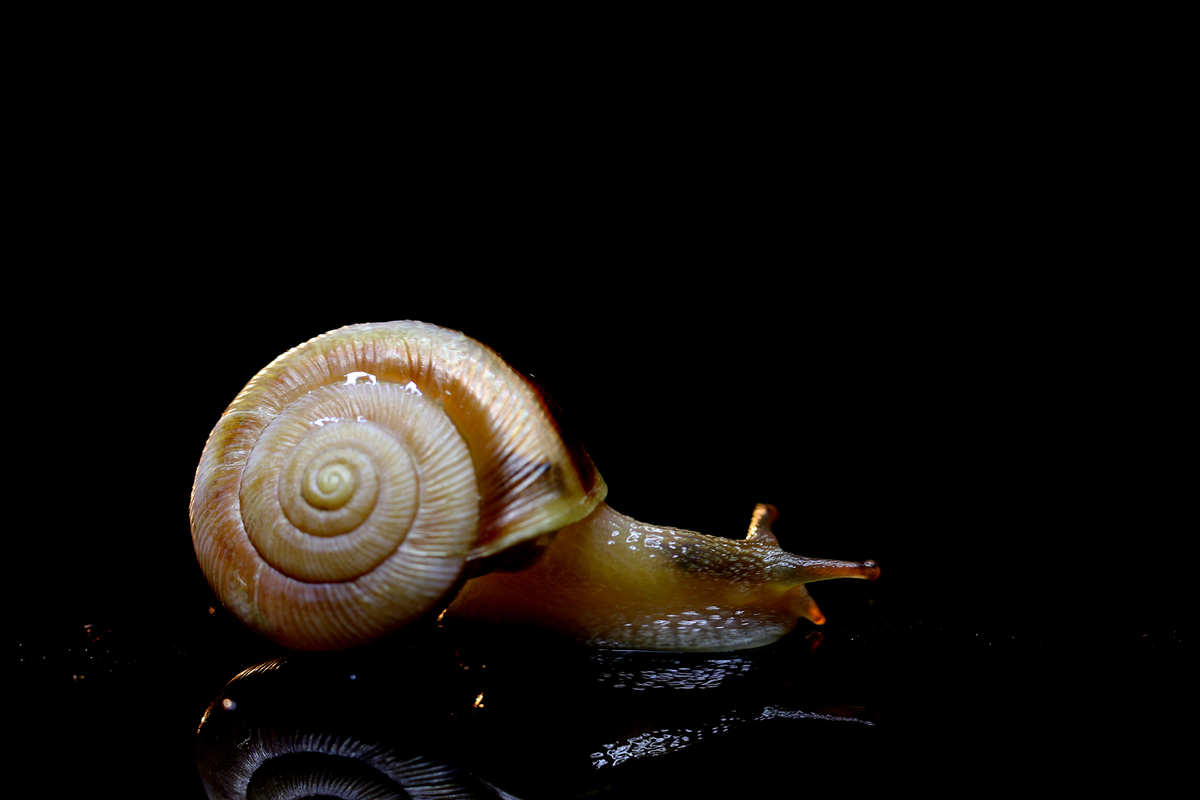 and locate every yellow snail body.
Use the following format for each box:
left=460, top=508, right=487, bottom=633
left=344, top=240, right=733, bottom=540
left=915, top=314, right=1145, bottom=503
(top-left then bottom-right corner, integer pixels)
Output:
left=447, top=503, right=878, bottom=651
left=190, top=321, right=878, bottom=651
